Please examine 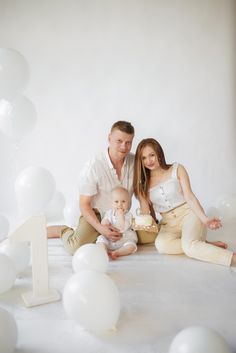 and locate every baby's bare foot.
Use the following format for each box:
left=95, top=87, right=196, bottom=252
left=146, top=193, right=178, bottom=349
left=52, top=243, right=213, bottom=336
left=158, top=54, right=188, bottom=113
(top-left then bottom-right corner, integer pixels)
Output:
left=109, top=251, right=119, bottom=260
